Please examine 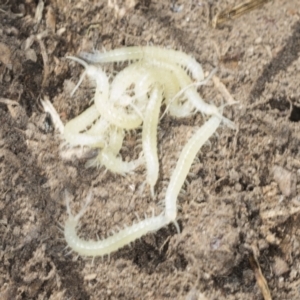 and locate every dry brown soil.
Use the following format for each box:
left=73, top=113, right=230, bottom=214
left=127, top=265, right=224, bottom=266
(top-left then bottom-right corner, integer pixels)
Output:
left=1, top=0, right=300, bottom=299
